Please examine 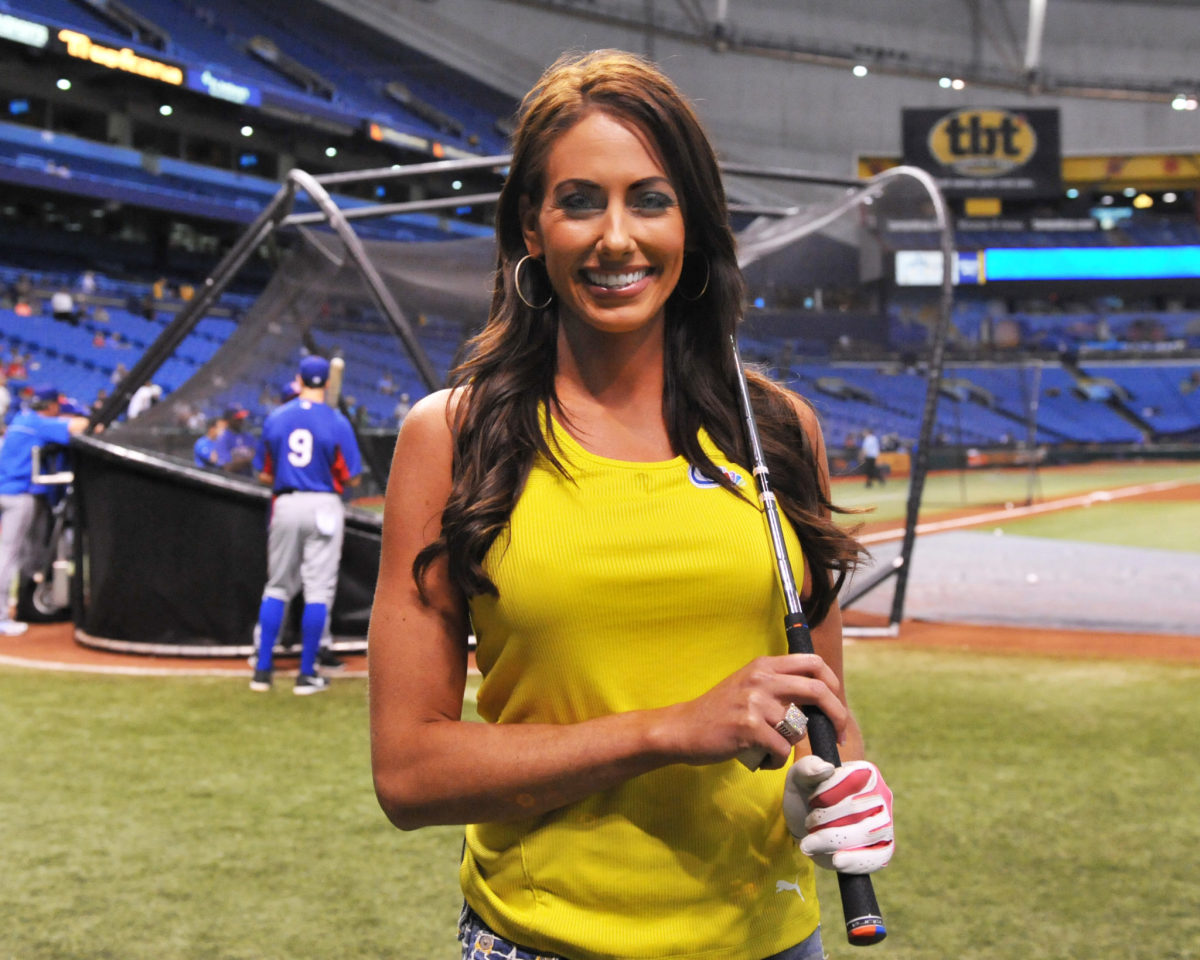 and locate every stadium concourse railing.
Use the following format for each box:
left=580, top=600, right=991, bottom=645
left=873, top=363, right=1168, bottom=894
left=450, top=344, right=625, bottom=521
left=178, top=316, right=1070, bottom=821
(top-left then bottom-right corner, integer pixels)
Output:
left=68, top=156, right=952, bottom=654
